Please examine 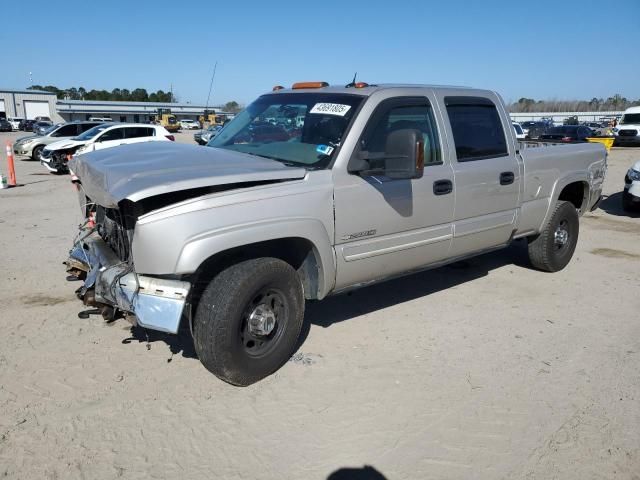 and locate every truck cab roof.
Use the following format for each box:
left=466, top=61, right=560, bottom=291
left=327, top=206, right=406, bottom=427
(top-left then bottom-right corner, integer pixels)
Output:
left=269, top=83, right=478, bottom=97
